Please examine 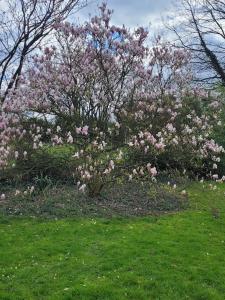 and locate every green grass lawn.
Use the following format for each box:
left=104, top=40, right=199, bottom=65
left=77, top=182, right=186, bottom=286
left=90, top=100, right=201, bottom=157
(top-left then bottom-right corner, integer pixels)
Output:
left=1, top=183, right=225, bottom=299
